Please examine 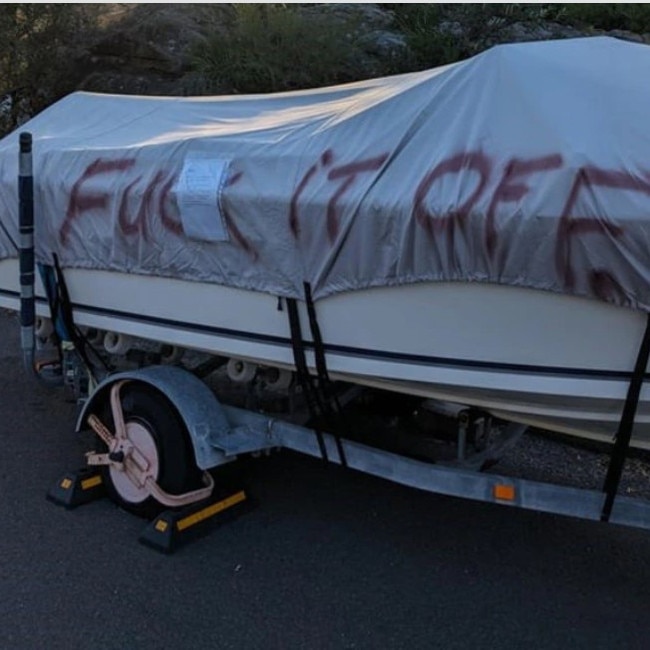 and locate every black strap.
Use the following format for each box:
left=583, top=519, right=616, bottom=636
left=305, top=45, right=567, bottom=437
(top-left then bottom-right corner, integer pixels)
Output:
left=304, top=283, right=330, bottom=388
left=286, top=296, right=329, bottom=462
left=303, top=282, right=347, bottom=467
left=51, top=255, right=111, bottom=377
left=601, top=312, right=650, bottom=522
